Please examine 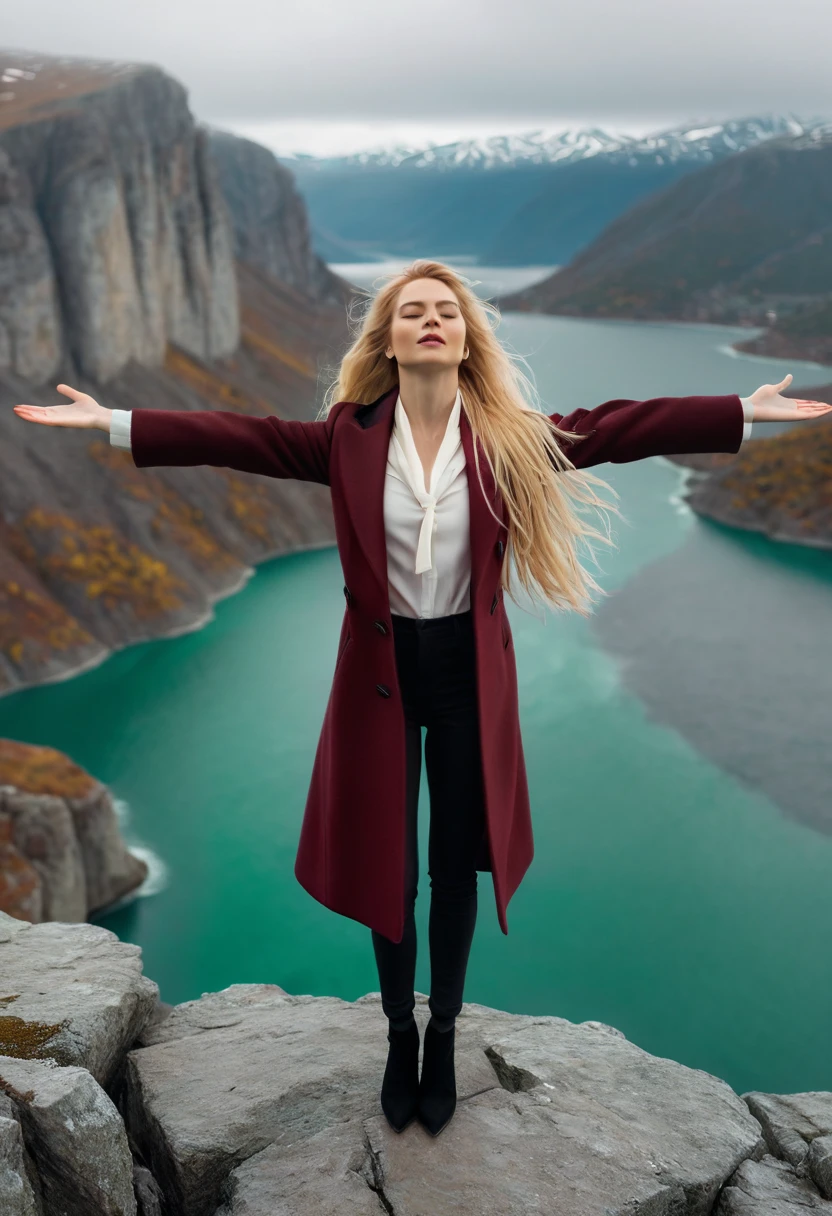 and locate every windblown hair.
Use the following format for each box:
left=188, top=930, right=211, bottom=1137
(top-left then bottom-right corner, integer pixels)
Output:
left=319, top=259, right=625, bottom=617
